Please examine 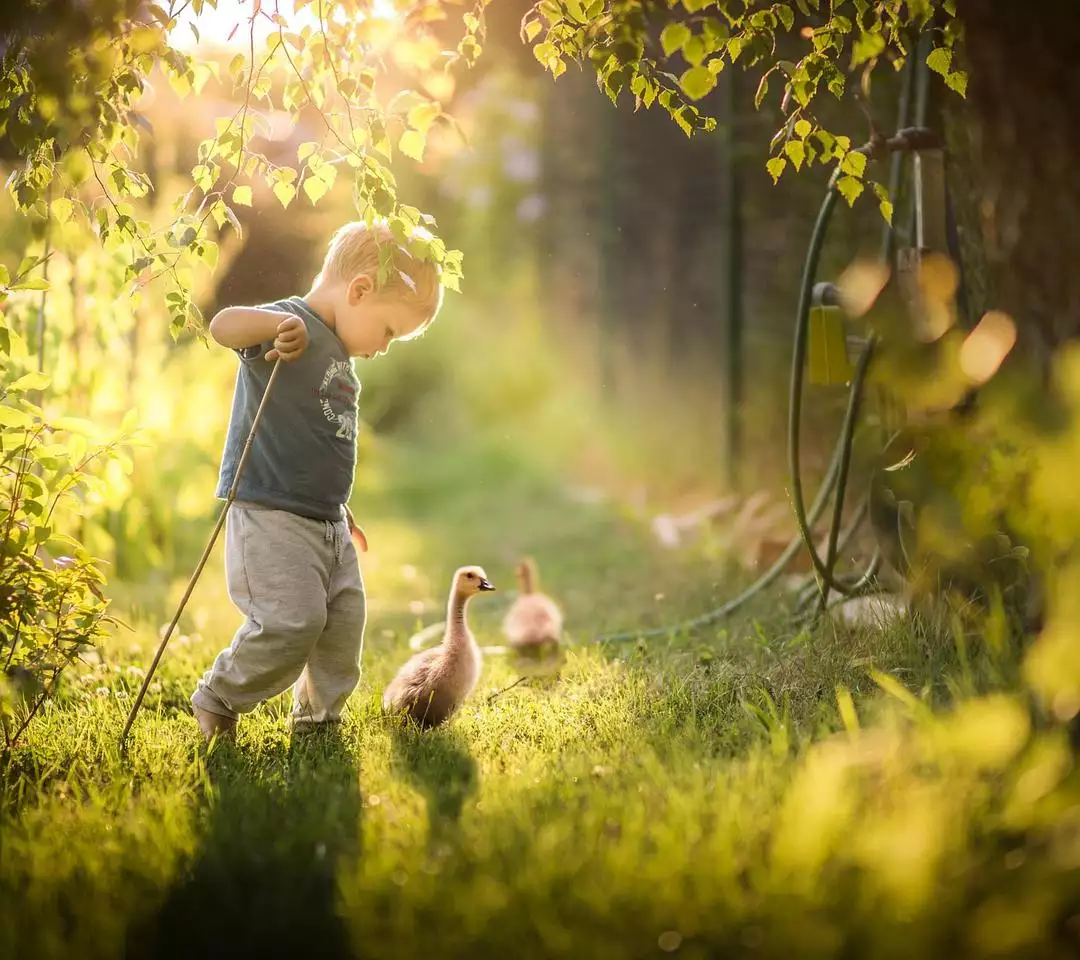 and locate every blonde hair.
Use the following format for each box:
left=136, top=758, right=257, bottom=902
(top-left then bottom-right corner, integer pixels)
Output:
left=318, top=220, right=444, bottom=330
